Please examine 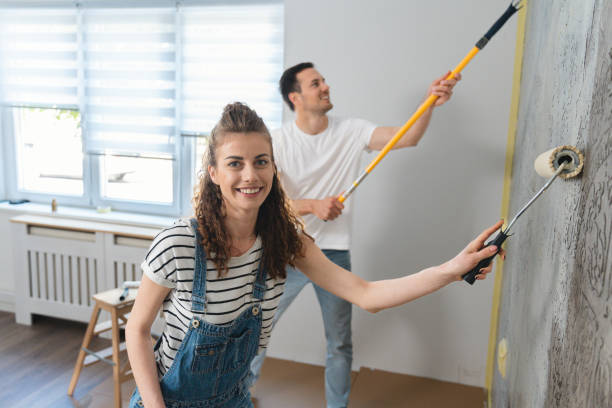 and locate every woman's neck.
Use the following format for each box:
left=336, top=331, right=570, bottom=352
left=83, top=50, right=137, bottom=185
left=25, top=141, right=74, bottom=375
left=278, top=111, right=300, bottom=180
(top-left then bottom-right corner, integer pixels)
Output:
left=224, top=211, right=258, bottom=257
